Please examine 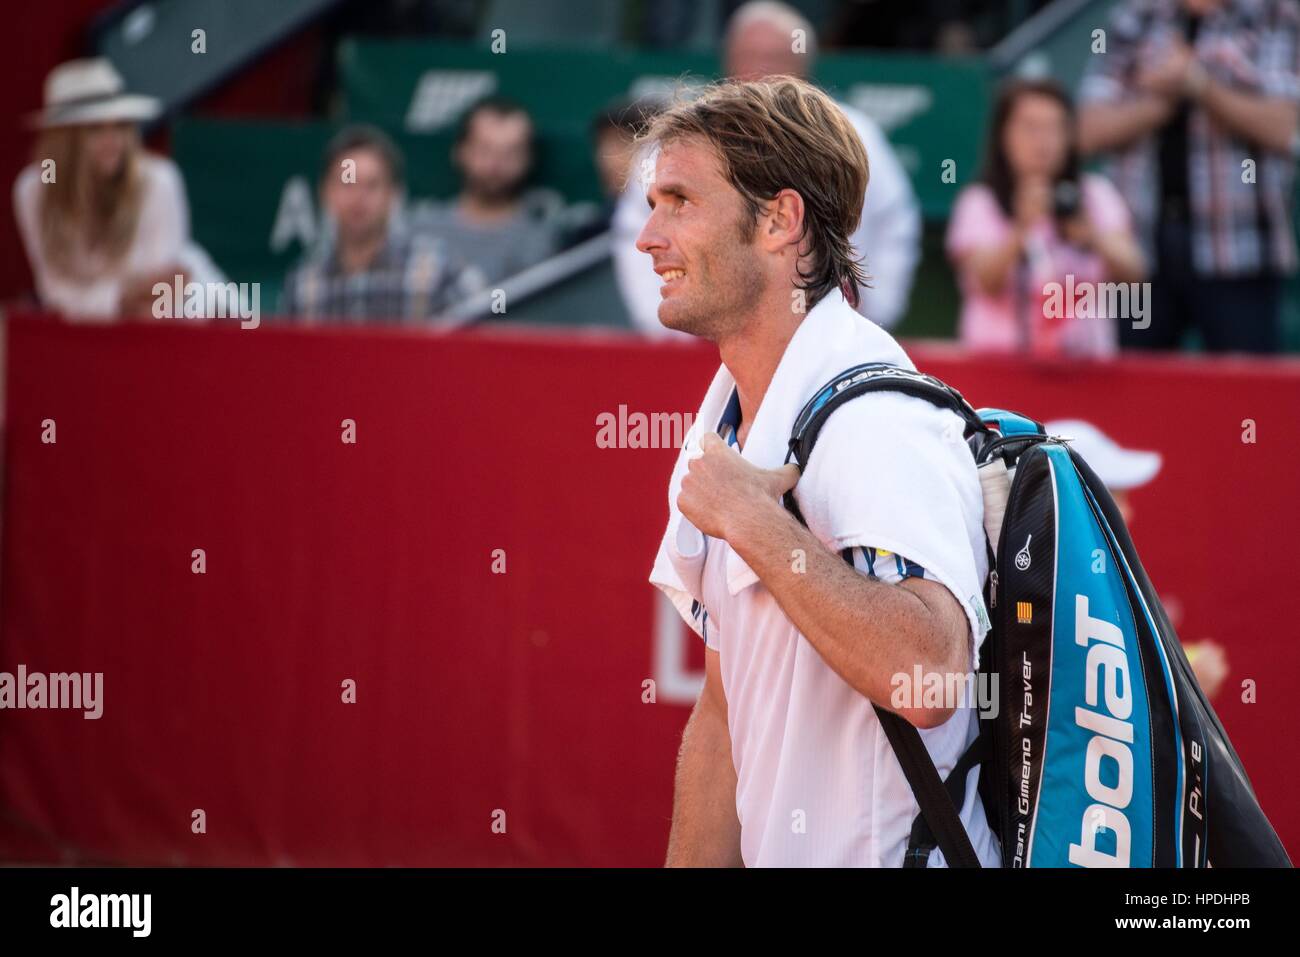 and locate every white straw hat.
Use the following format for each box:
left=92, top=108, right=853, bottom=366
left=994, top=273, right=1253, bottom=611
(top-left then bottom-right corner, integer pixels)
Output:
left=28, top=57, right=160, bottom=129
left=1046, top=419, right=1163, bottom=490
